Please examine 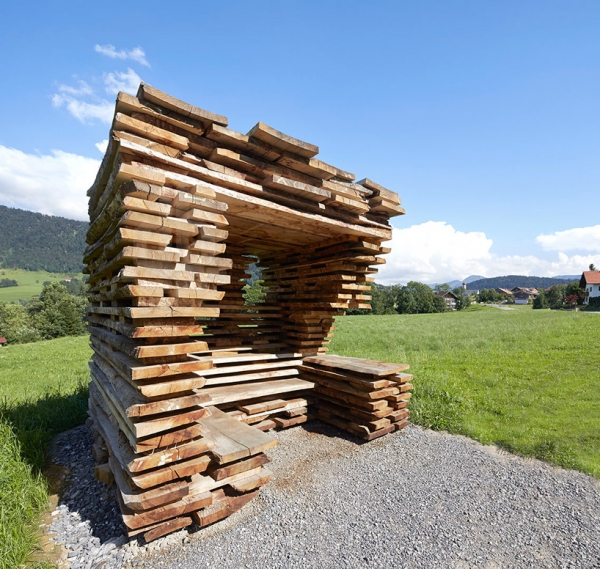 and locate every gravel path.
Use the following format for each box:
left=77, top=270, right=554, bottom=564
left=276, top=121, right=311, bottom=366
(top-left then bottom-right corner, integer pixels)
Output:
left=46, top=422, right=600, bottom=569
